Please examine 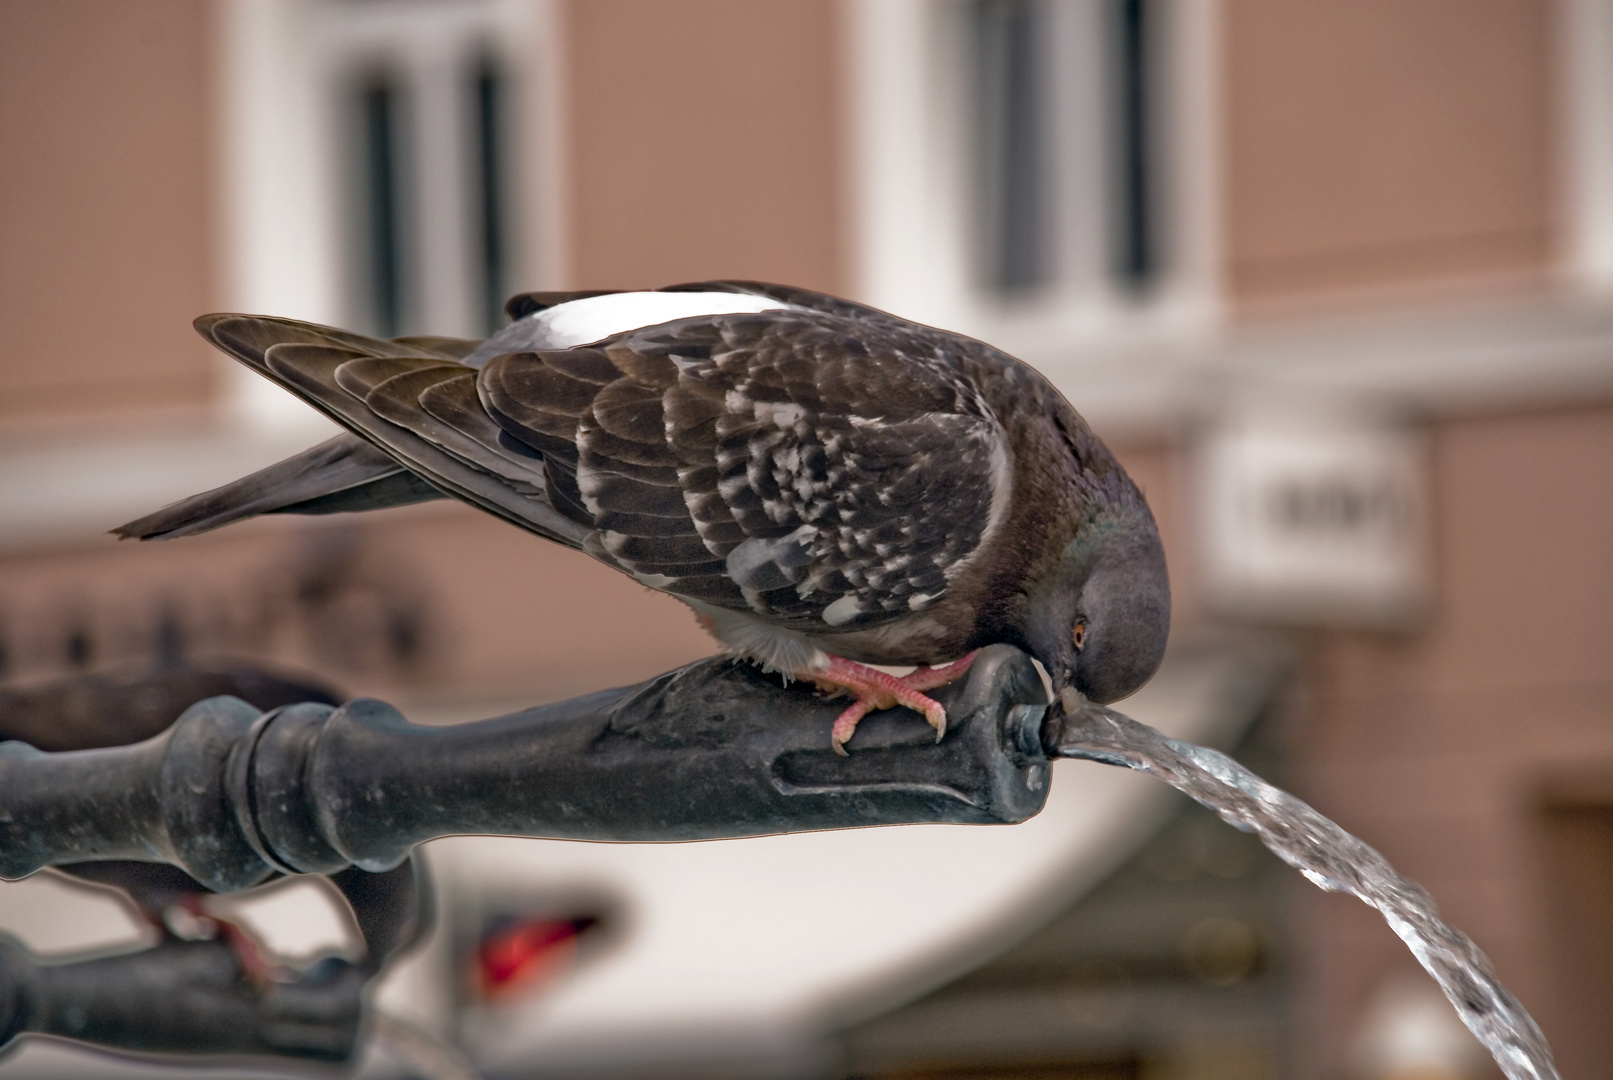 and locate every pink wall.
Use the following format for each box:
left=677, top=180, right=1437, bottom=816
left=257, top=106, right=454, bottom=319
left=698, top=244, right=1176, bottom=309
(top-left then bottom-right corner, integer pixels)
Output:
left=0, top=0, right=219, bottom=422
left=1224, top=0, right=1557, bottom=306
left=563, top=0, right=847, bottom=293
